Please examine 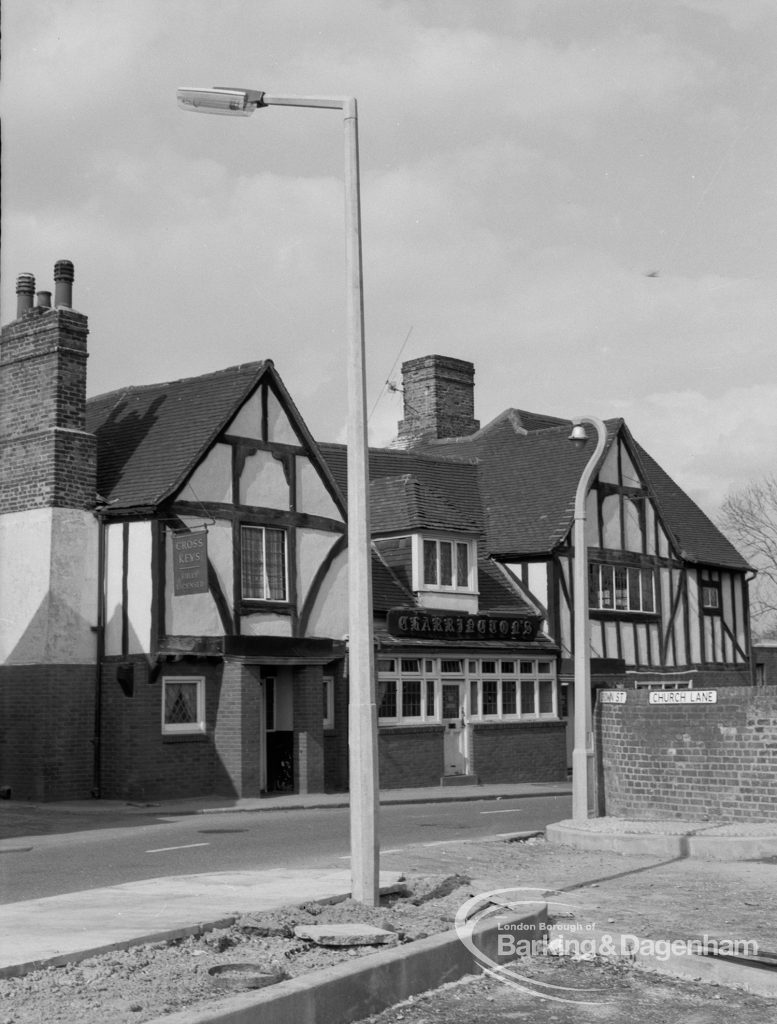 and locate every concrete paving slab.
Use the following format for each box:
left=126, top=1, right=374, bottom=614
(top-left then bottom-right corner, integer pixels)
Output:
left=0, top=869, right=403, bottom=978
left=293, top=922, right=398, bottom=946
